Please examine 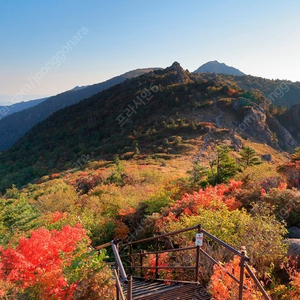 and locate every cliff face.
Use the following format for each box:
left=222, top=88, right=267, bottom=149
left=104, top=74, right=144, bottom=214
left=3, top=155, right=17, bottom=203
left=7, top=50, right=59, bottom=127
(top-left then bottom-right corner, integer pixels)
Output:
left=267, top=115, right=295, bottom=148
left=242, top=107, right=275, bottom=146
left=234, top=103, right=296, bottom=150
left=282, top=103, right=300, bottom=141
